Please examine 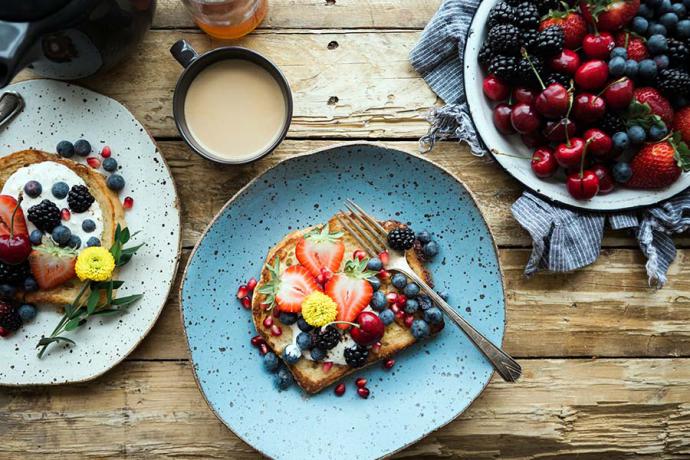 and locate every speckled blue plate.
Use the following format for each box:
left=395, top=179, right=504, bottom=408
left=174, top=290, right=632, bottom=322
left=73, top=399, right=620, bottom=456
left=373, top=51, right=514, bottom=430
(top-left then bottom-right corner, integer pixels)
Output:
left=180, top=142, right=505, bottom=460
